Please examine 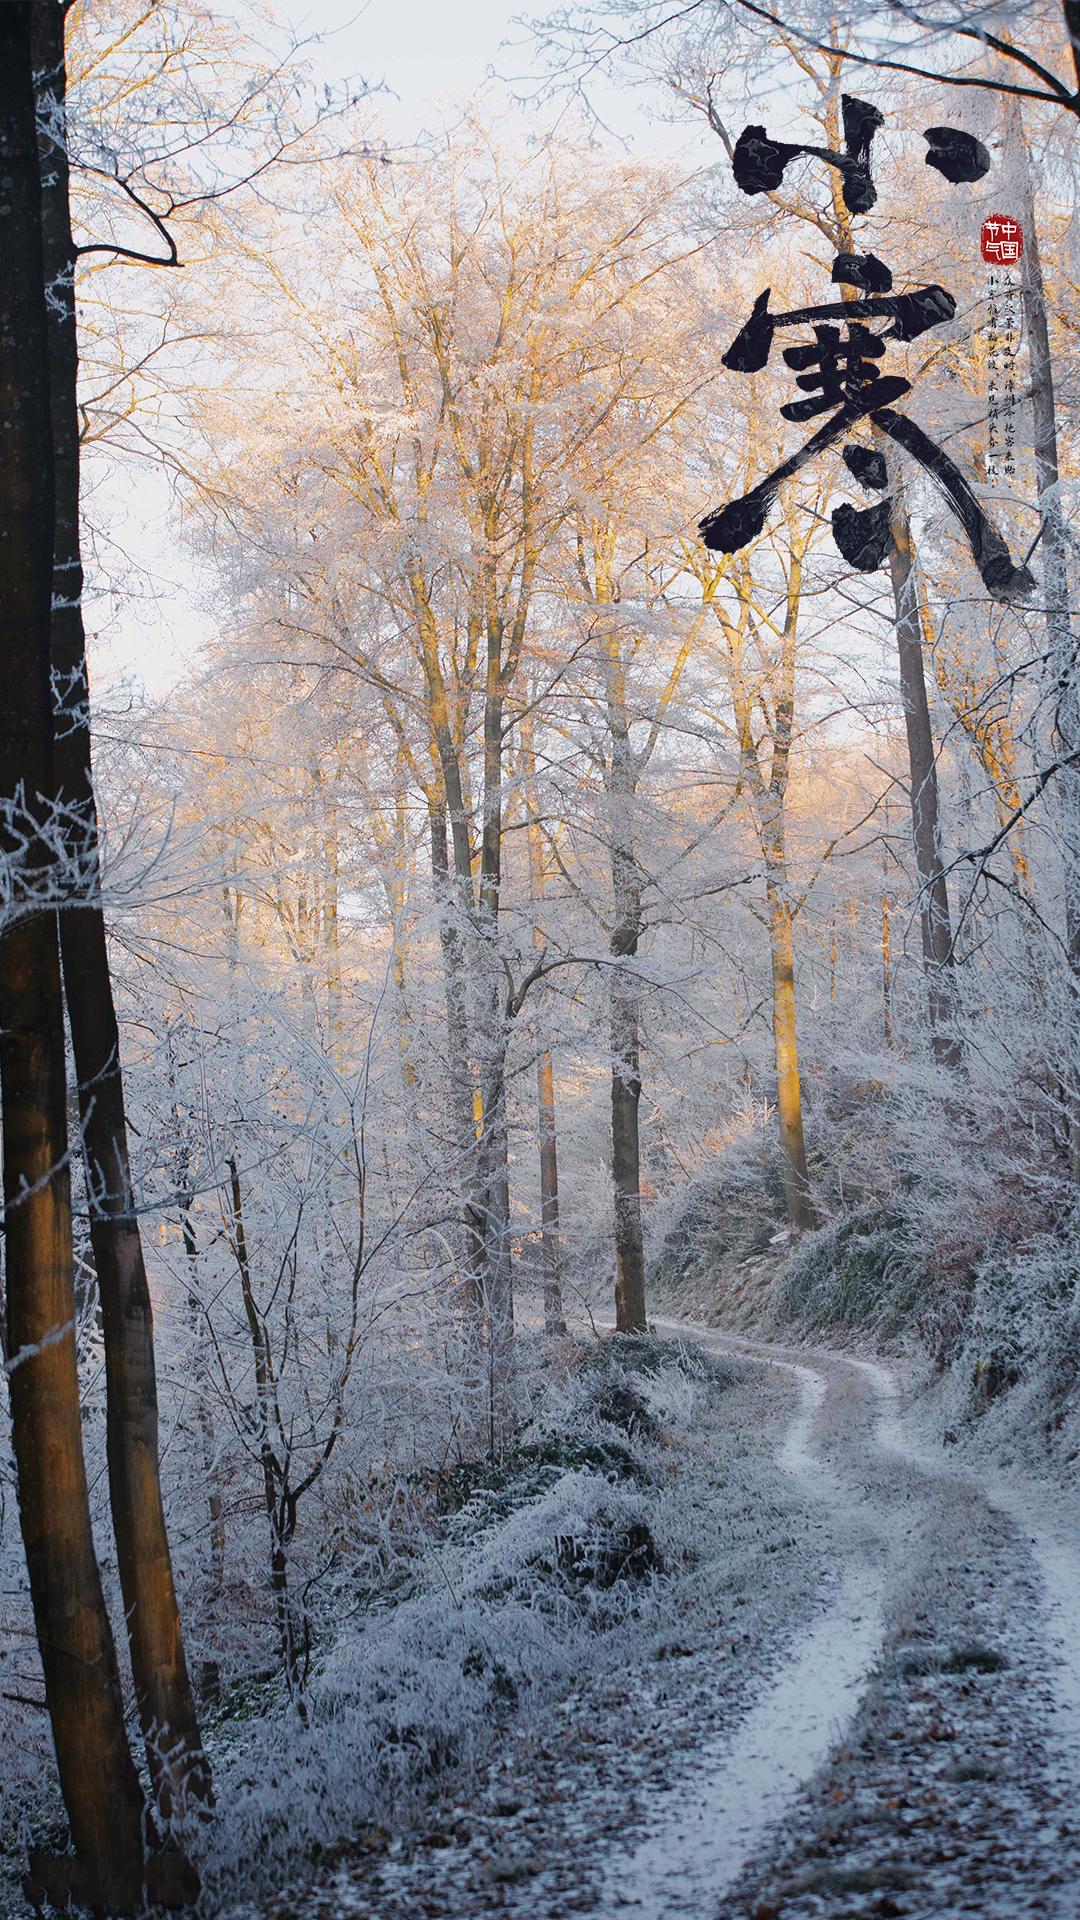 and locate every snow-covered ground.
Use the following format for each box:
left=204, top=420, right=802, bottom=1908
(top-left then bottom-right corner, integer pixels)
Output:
left=258, top=1319, right=1080, bottom=1920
